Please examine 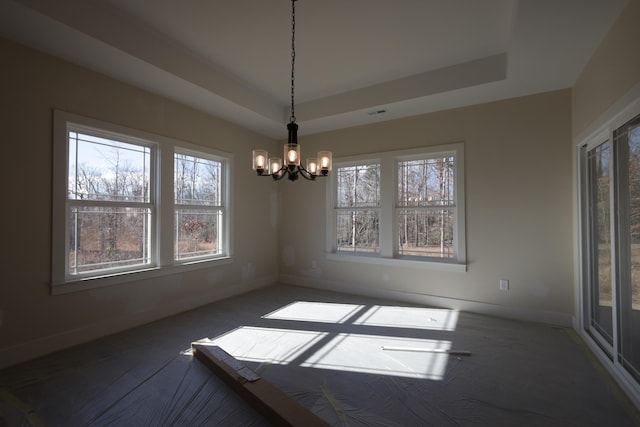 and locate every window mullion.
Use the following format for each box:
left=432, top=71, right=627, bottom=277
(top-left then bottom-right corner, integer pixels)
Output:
left=158, top=145, right=175, bottom=267
left=453, top=147, right=466, bottom=263
left=175, top=203, right=223, bottom=210
left=380, top=155, right=394, bottom=258
left=68, top=199, right=153, bottom=209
